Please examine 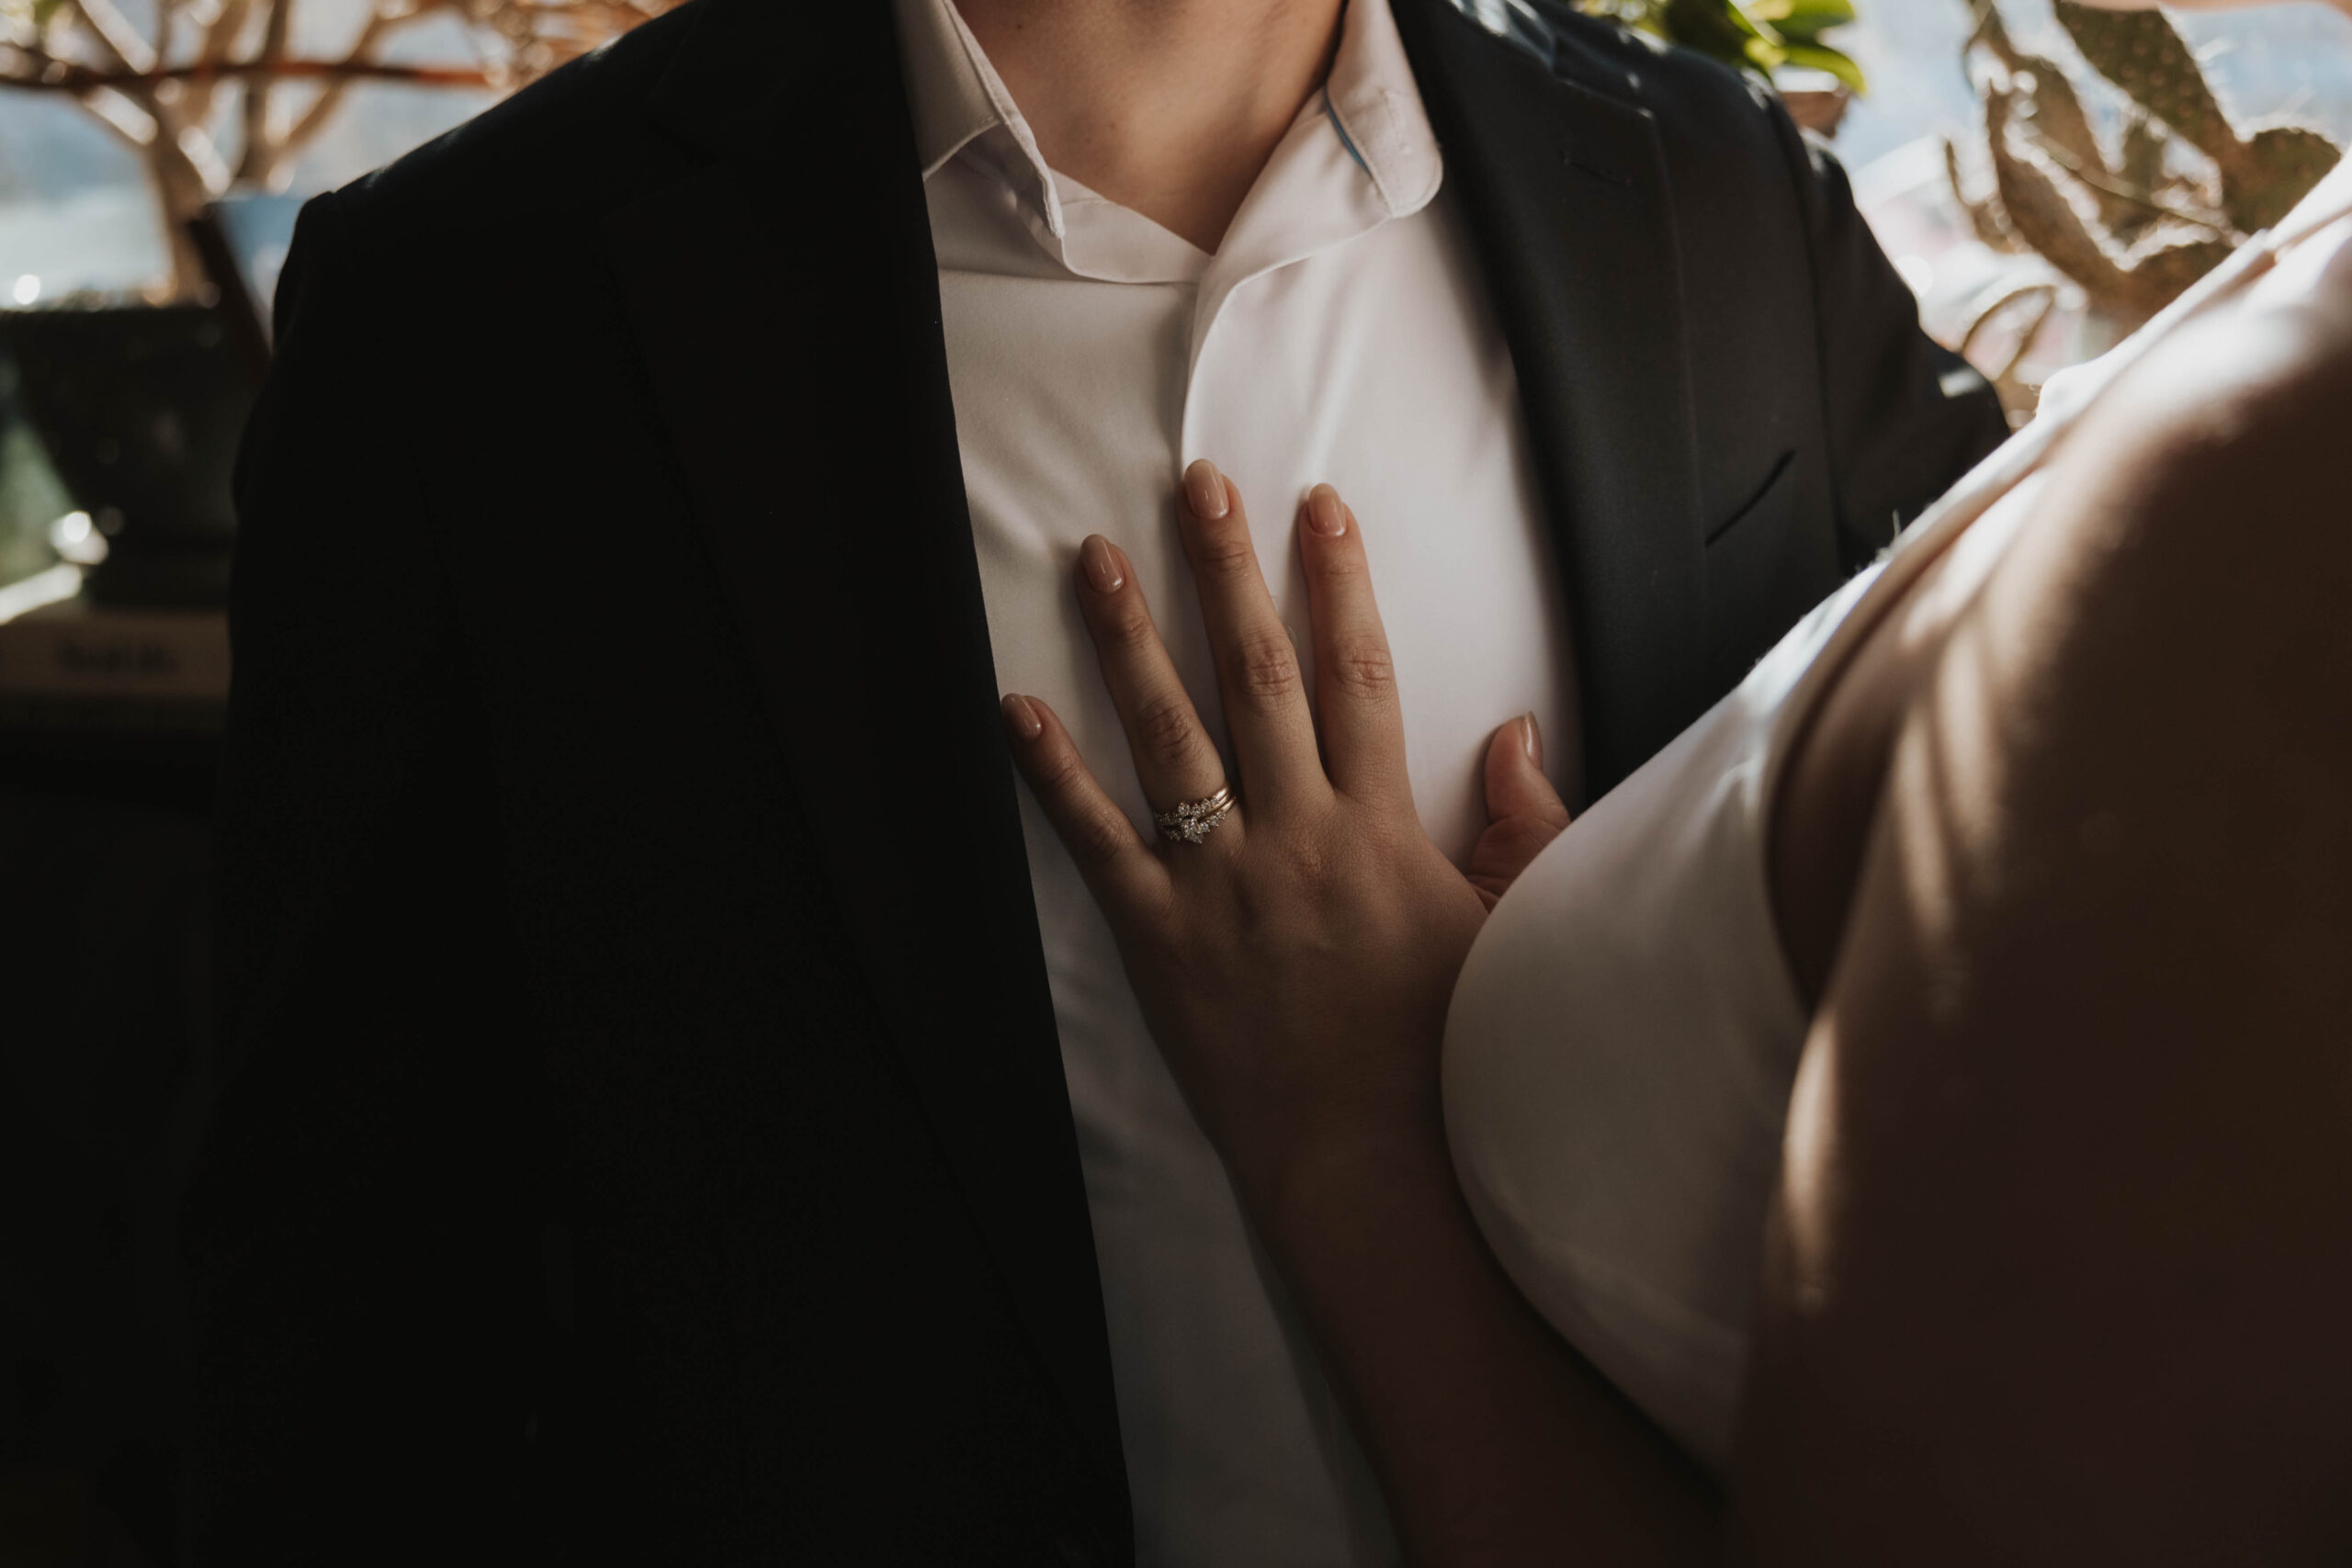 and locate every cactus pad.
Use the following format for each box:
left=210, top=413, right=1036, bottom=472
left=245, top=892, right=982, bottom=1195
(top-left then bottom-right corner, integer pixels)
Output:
left=2052, top=1, right=2233, bottom=162
left=2229, top=126, right=2344, bottom=232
